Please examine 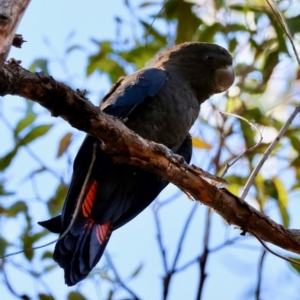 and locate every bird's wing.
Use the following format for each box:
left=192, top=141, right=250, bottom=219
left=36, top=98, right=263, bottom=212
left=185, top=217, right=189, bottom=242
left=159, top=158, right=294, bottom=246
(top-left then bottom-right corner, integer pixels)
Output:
left=100, top=68, right=167, bottom=117
left=112, top=134, right=192, bottom=230
left=39, top=133, right=192, bottom=232
left=39, top=68, right=168, bottom=286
